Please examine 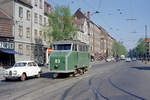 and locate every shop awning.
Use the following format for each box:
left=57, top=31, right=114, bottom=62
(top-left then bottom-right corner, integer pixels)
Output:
left=0, top=49, right=21, bottom=54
